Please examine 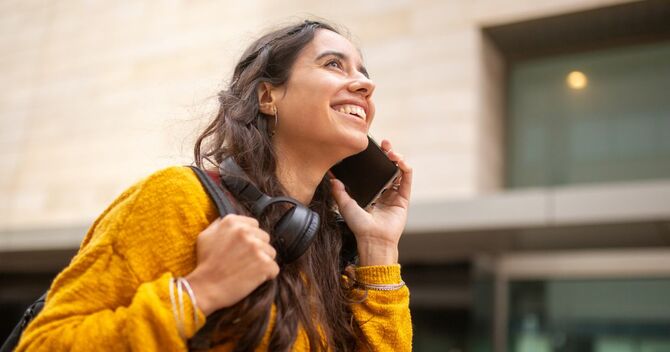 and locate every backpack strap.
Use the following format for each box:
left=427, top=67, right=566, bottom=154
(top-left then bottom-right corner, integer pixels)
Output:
left=188, top=165, right=237, bottom=218
left=0, top=292, right=47, bottom=352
